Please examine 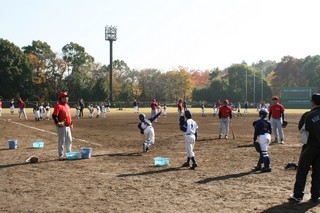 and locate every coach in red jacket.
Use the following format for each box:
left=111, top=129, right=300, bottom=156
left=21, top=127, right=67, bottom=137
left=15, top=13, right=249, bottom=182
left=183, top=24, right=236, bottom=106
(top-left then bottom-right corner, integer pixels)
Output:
left=218, top=100, right=233, bottom=139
